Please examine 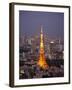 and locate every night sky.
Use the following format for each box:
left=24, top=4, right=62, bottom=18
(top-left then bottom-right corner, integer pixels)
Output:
left=19, top=10, right=64, bottom=39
